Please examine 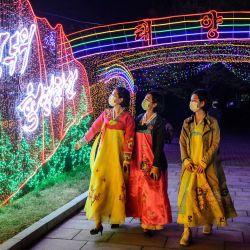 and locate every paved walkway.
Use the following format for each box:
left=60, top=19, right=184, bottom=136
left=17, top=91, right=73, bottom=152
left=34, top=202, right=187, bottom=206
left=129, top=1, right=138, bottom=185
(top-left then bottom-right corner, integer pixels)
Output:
left=29, top=135, right=250, bottom=250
